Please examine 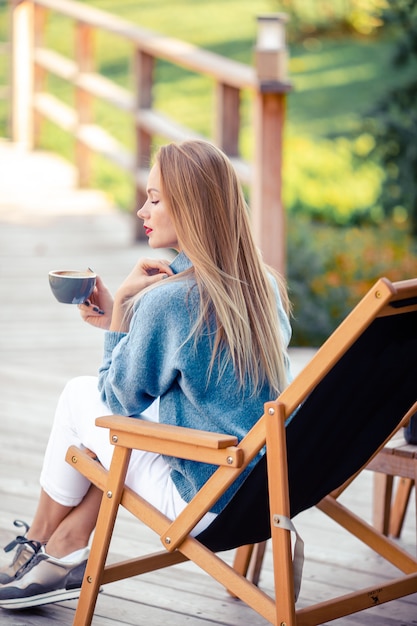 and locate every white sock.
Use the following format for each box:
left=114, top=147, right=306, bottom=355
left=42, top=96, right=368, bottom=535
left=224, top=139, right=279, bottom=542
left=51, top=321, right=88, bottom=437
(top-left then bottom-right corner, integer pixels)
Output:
left=60, top=547, right=89, bottom=563
left=42, top=546, right=89, bottom=563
